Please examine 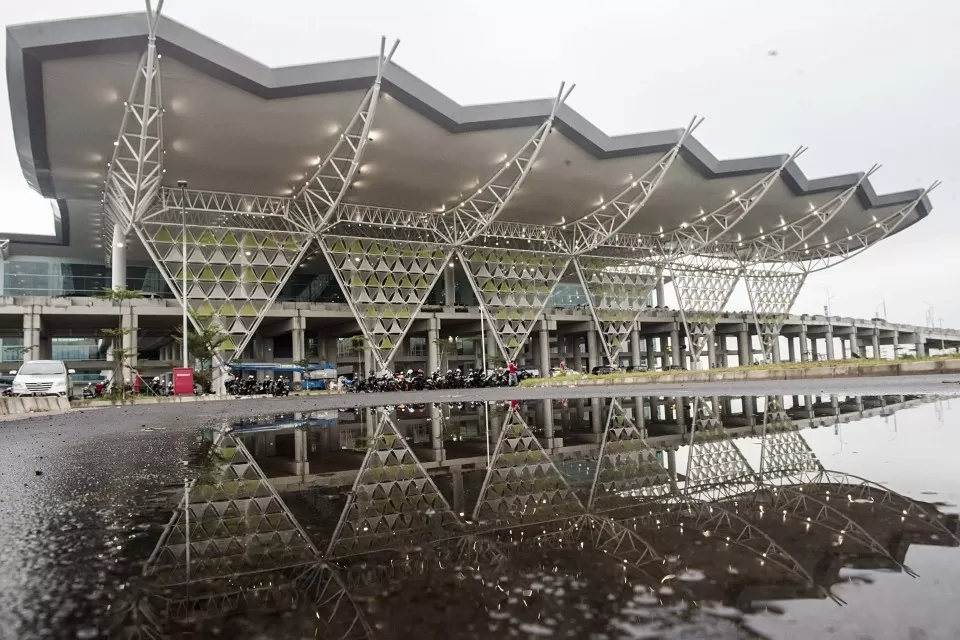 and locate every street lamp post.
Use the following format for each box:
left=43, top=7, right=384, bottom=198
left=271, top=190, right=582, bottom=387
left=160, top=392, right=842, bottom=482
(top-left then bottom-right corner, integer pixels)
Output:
left=177, top=180, right=189, bottom=369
